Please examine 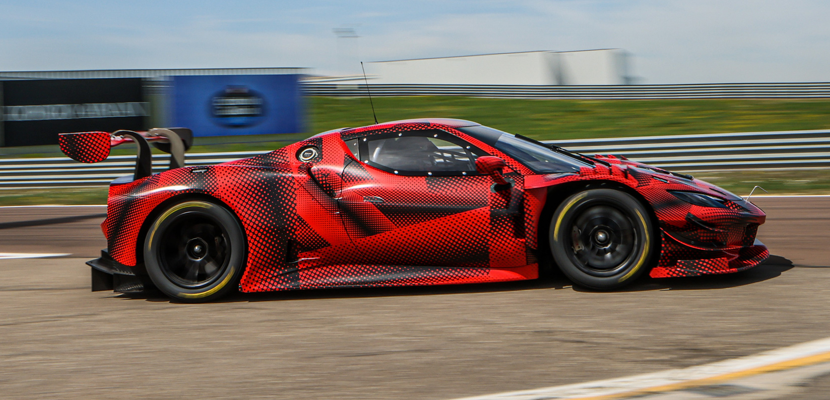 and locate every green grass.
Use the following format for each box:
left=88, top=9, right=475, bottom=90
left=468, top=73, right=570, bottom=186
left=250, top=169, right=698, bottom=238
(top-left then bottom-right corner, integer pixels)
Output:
left=308, top=97, right=830, bottom=141
left=3, top=97, right=830, bottom=205
left=694, top=169, right=830, bottom=196
left=0, top=188, right=108, bottom=206
left=3, top=97, right=830, bottom=158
